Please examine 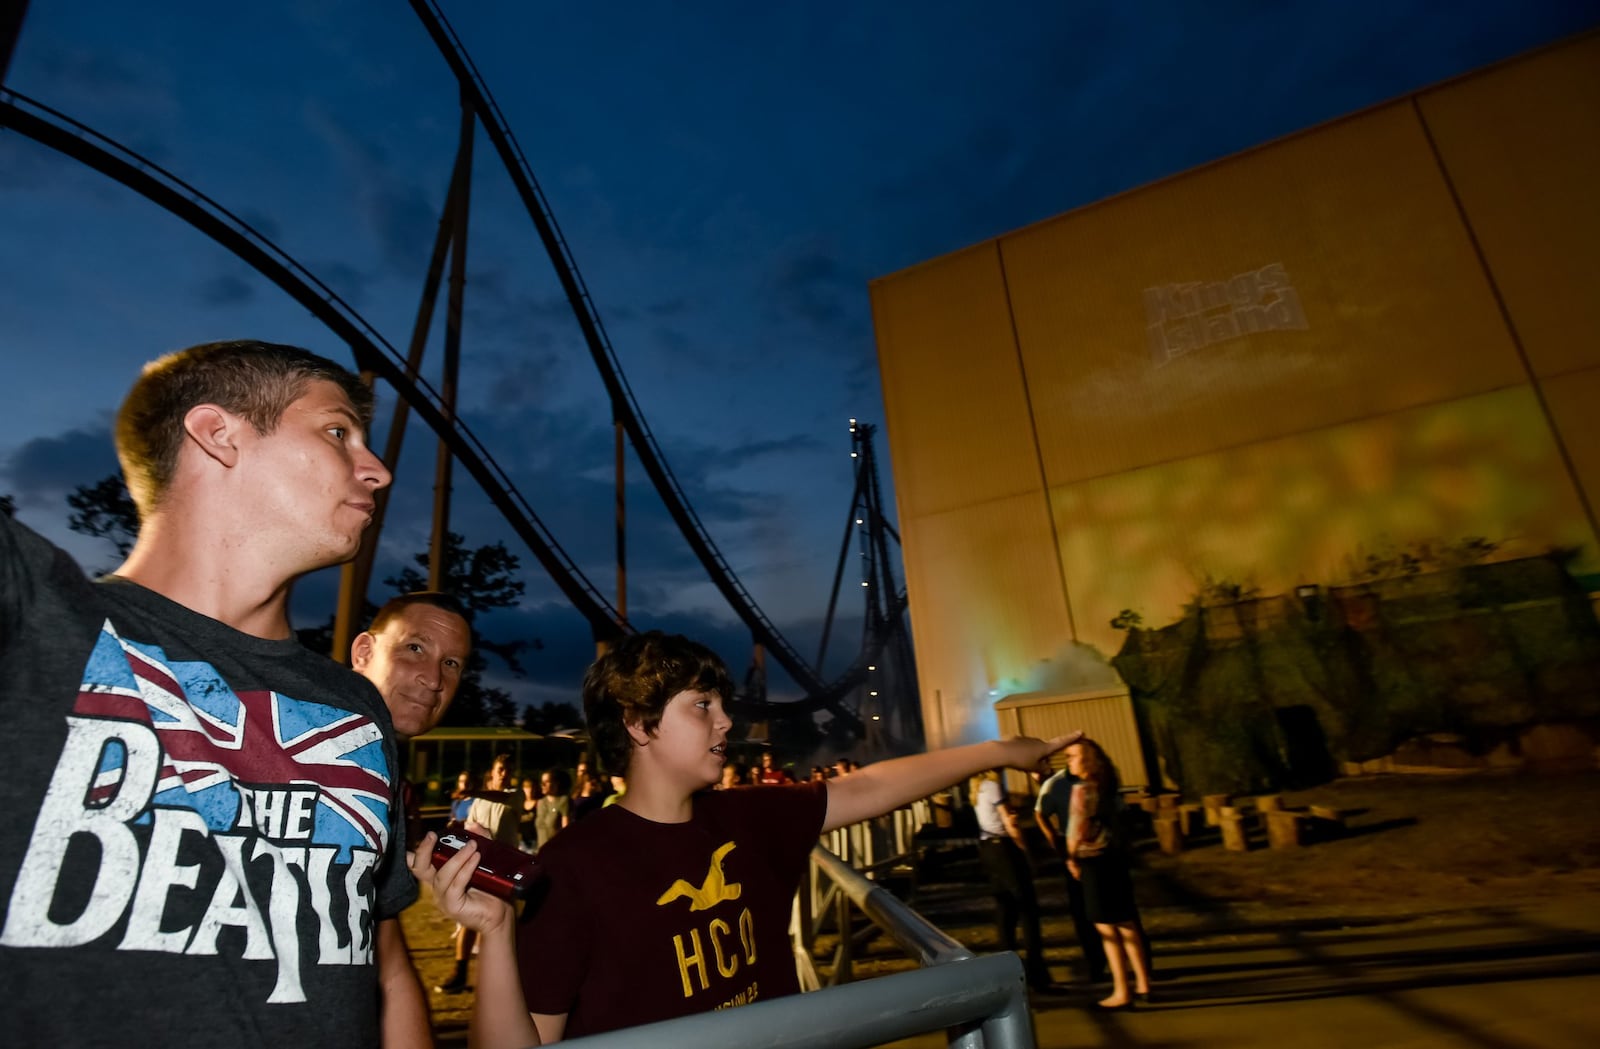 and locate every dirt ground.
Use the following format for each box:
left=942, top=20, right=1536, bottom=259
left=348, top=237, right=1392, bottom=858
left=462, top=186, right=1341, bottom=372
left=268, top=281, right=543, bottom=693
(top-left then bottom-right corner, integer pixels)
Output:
left=403, top=768, right=1600, bottom=1043
left=1138, top=768, right=1600, bottom=912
